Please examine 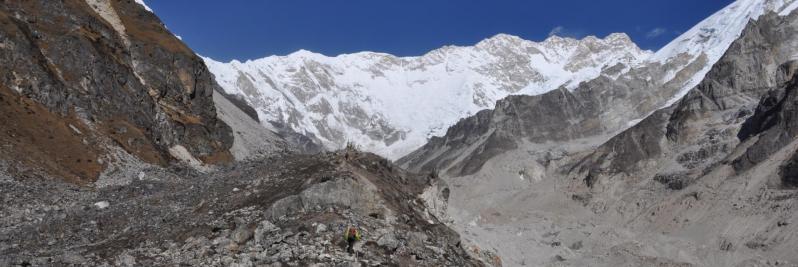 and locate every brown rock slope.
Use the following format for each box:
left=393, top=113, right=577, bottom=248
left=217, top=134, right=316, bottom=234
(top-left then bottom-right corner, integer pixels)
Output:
left=0, top=0, right=234, bottom=182
left=0, top=85, right=102, bottom=185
